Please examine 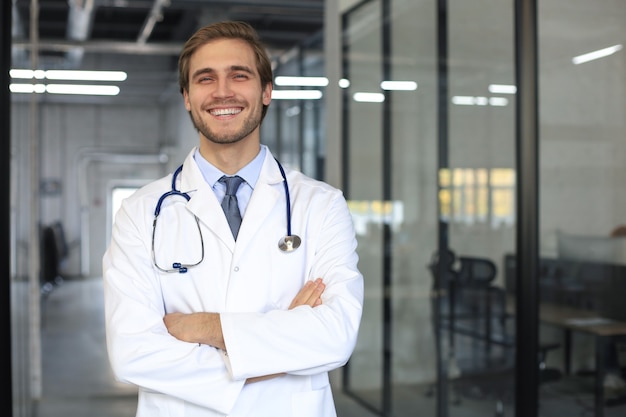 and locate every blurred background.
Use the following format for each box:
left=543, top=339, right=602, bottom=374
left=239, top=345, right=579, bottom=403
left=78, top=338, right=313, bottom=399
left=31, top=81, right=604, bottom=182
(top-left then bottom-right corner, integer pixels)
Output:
left=4, top=1, right=626, bottom=416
